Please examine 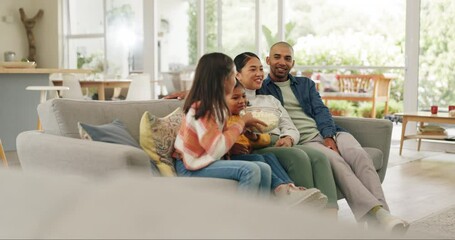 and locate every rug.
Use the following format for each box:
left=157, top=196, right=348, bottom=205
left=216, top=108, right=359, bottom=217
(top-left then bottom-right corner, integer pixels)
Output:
left=407, top=204, right=455, bottom=239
